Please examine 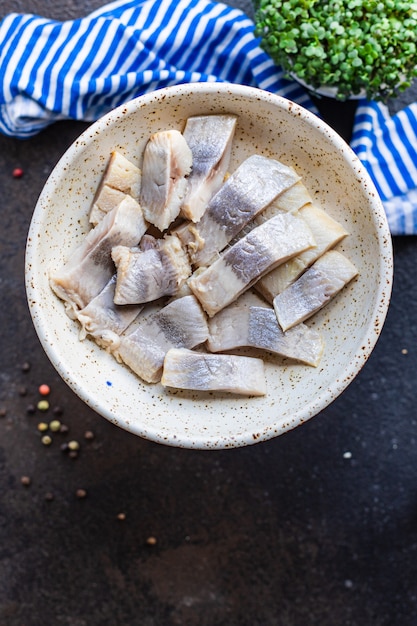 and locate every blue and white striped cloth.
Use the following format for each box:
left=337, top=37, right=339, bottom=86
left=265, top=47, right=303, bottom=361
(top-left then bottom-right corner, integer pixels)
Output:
left=1, top=0, right=416, bottom=234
